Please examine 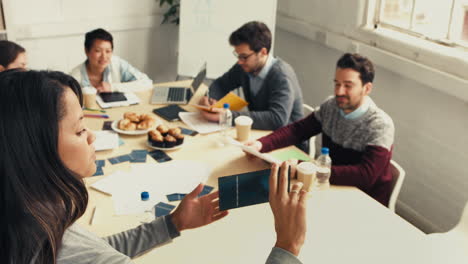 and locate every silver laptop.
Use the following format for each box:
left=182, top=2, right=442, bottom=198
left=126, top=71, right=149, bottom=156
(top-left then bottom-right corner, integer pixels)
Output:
left=151, top=63, right=206, bottom=104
